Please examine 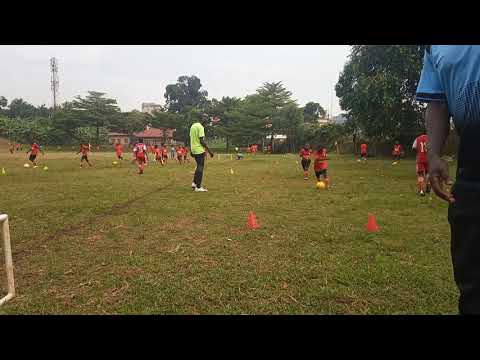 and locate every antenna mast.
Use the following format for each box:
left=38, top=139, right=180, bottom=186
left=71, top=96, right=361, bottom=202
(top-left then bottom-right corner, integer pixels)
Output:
left=50, top=57, right=59, bottom=112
